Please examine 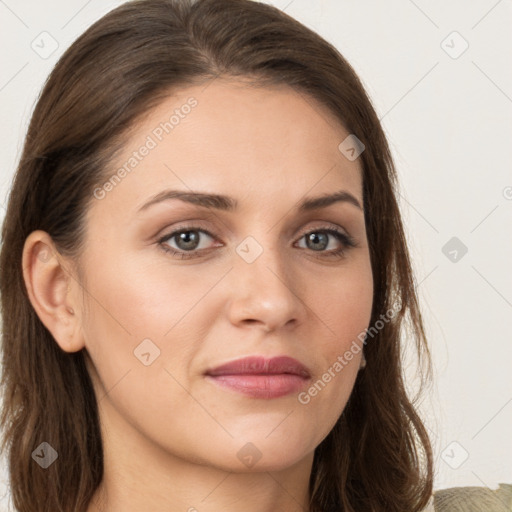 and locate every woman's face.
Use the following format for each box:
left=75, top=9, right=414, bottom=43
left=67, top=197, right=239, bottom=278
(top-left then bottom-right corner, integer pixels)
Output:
left=77, top=78, right=373, bottom=472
